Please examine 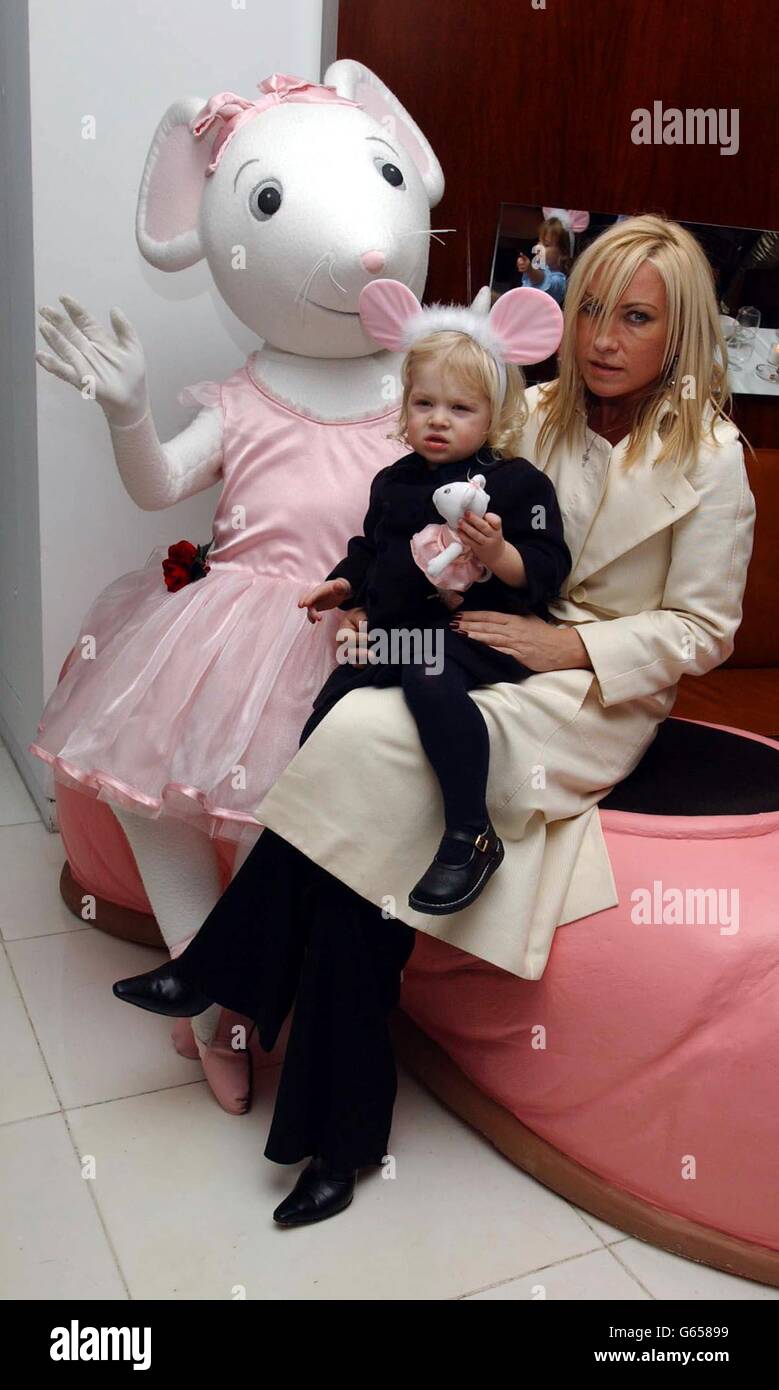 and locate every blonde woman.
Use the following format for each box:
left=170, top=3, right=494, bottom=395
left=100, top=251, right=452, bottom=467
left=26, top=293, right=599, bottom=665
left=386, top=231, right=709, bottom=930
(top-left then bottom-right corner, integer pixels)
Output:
left=114, top=215, right=756, bottom=1227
